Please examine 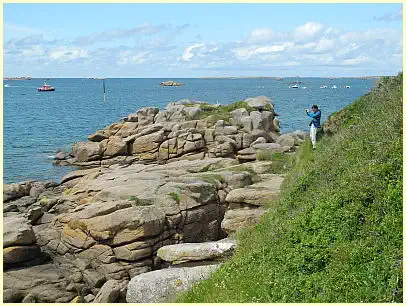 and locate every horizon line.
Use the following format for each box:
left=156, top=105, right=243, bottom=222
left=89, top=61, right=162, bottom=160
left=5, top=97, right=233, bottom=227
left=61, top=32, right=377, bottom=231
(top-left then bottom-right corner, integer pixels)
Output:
left=4, top=75, right=387, bottom=79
